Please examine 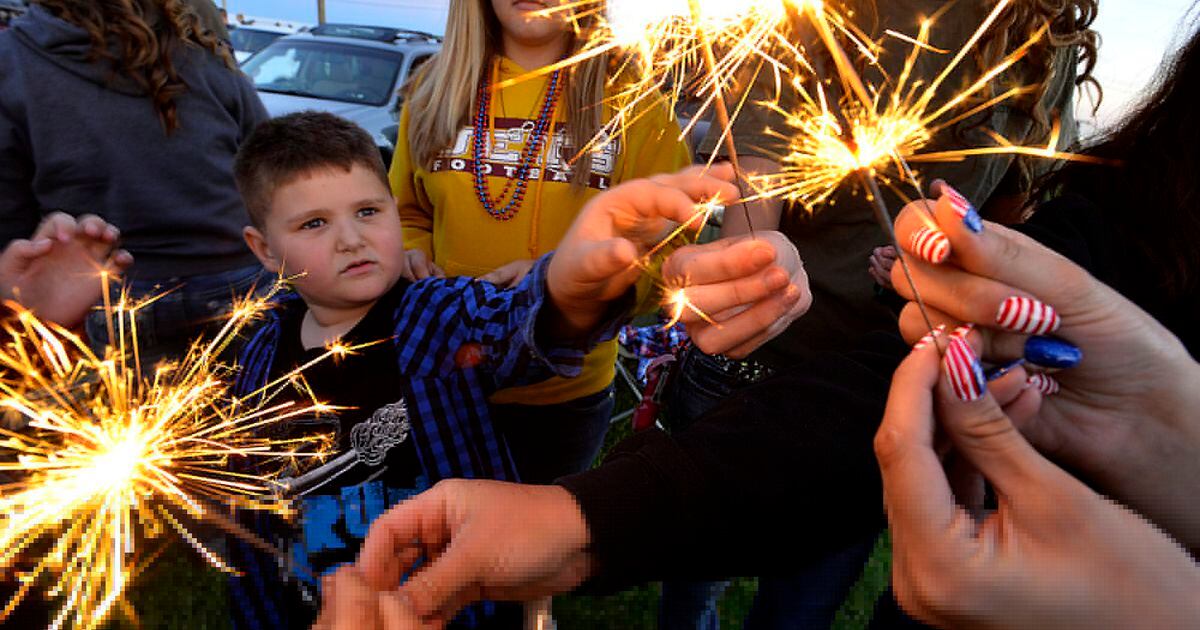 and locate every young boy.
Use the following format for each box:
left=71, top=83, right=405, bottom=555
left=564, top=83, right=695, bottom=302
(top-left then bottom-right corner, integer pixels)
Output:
left=225, top=112, right=790, bottom=629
